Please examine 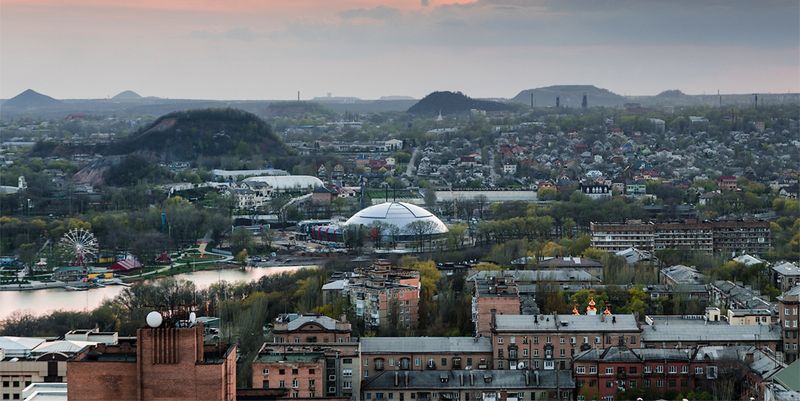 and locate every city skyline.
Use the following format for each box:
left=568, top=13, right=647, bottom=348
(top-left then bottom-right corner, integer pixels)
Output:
left=1, top=0, right=799, bottom=100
